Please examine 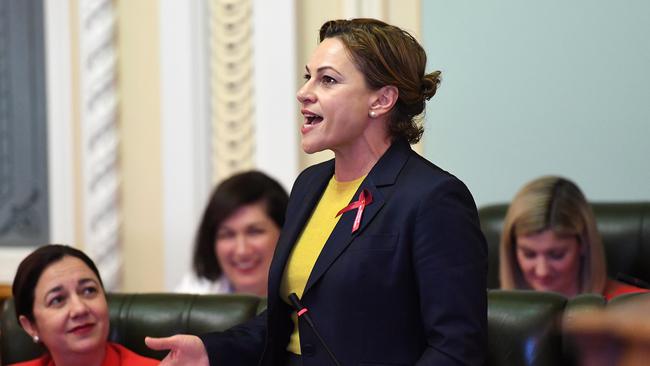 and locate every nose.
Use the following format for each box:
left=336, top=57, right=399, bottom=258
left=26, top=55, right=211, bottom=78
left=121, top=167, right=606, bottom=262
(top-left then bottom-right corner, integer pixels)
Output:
left=69, top=294, right=90, bottom=318
left=534, top=258, right=550, bottom=277
left=233, top=235, right=252, bottom=257
left=296, top=81, right=315, bottom=104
